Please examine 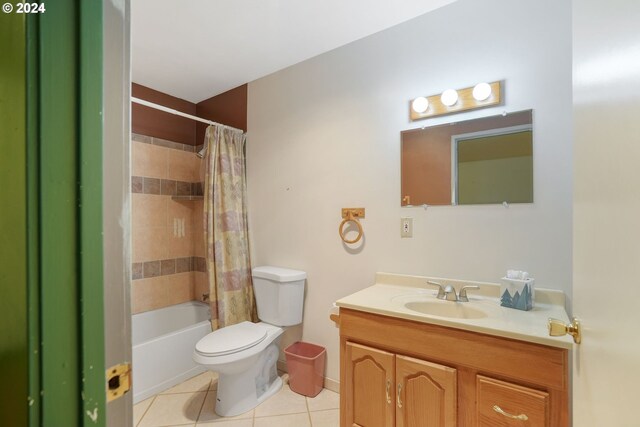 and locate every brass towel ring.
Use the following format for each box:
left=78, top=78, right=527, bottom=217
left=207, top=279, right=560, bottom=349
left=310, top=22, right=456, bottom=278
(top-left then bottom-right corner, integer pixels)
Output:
left=339, top=210, right=363, bottom=244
